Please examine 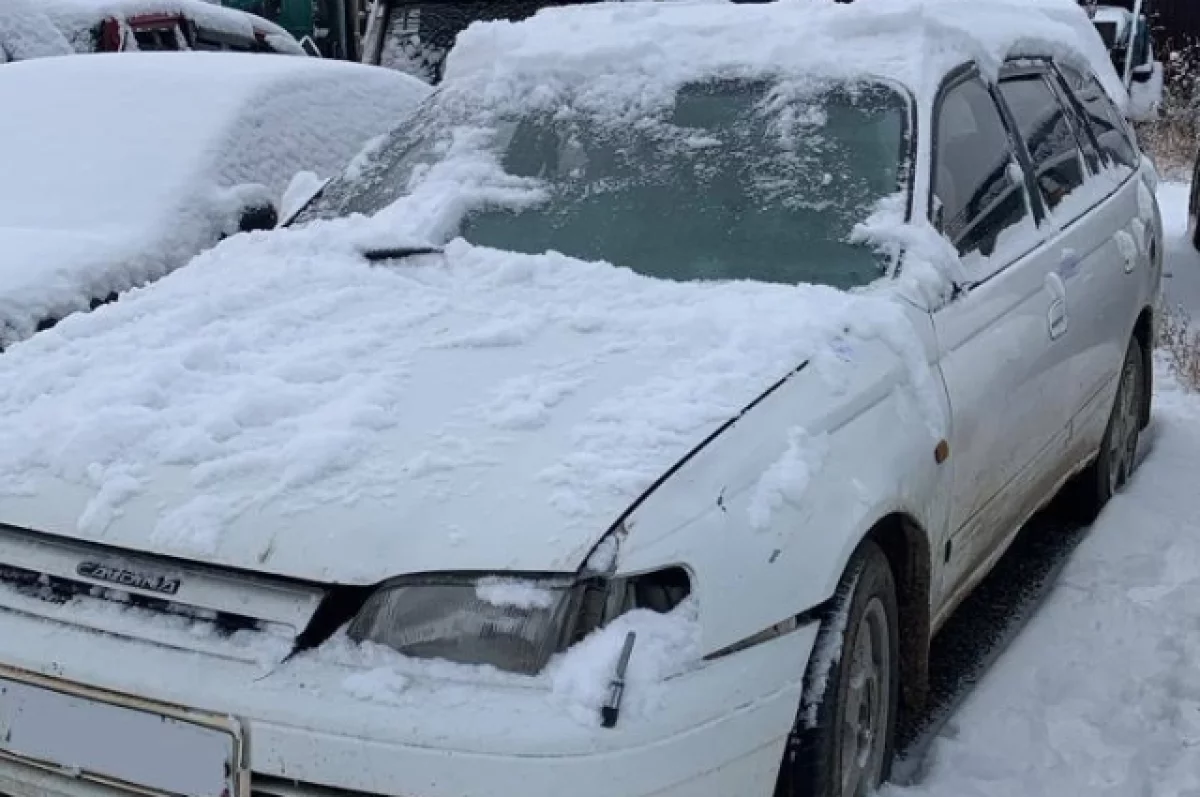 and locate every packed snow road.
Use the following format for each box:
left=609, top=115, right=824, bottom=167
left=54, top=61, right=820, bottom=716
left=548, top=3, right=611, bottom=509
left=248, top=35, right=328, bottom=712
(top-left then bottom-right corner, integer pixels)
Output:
left=887, top=183, right=1200, bottom=797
